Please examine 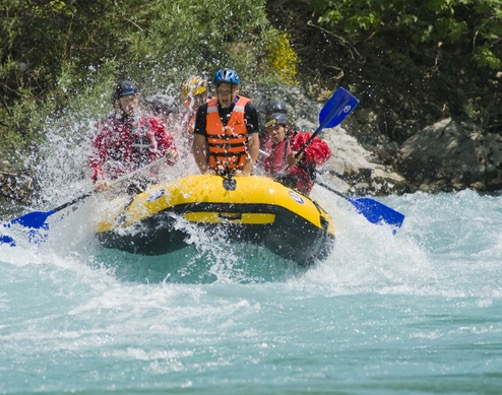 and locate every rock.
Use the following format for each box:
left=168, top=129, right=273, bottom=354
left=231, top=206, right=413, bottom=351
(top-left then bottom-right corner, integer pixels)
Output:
left=322, top=126, right=406, bottom=195
left=0, top=161, right=34, bottom=204
left=396, top=118, right=502, bottom=192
